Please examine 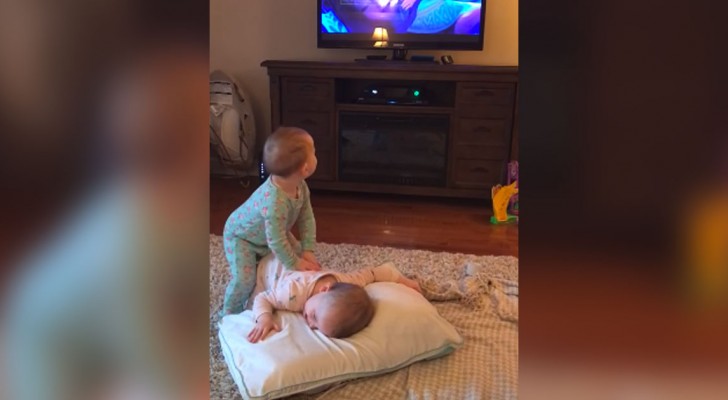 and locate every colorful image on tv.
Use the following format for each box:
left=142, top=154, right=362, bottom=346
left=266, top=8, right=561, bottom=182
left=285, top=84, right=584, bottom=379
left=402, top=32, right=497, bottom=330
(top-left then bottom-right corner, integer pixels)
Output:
left=321, top=0, right=483, bottom=35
